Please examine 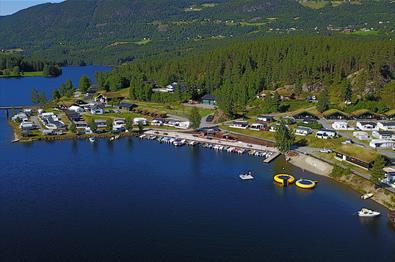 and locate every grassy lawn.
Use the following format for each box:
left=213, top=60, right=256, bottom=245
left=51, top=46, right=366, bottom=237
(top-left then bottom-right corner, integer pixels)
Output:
left=133, top=38, right=152, bottom=45
left=298, top=0, right=330, bottom=9
left=134, top=101, right=214, bottom=118
left=220, top=125, right=276, bottom=141
left=345, top=30, right=380, bottom=36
